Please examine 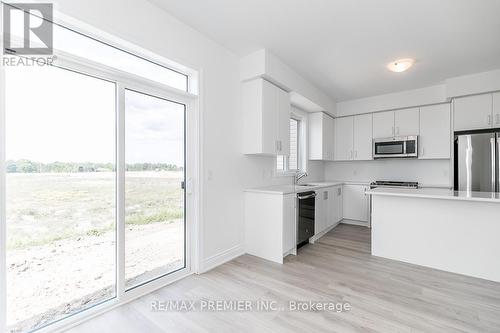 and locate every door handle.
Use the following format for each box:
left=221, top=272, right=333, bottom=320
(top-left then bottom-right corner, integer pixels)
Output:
left=491, top=138, right=495, bottom=191
left=497, top=138, right=500, bottom=192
